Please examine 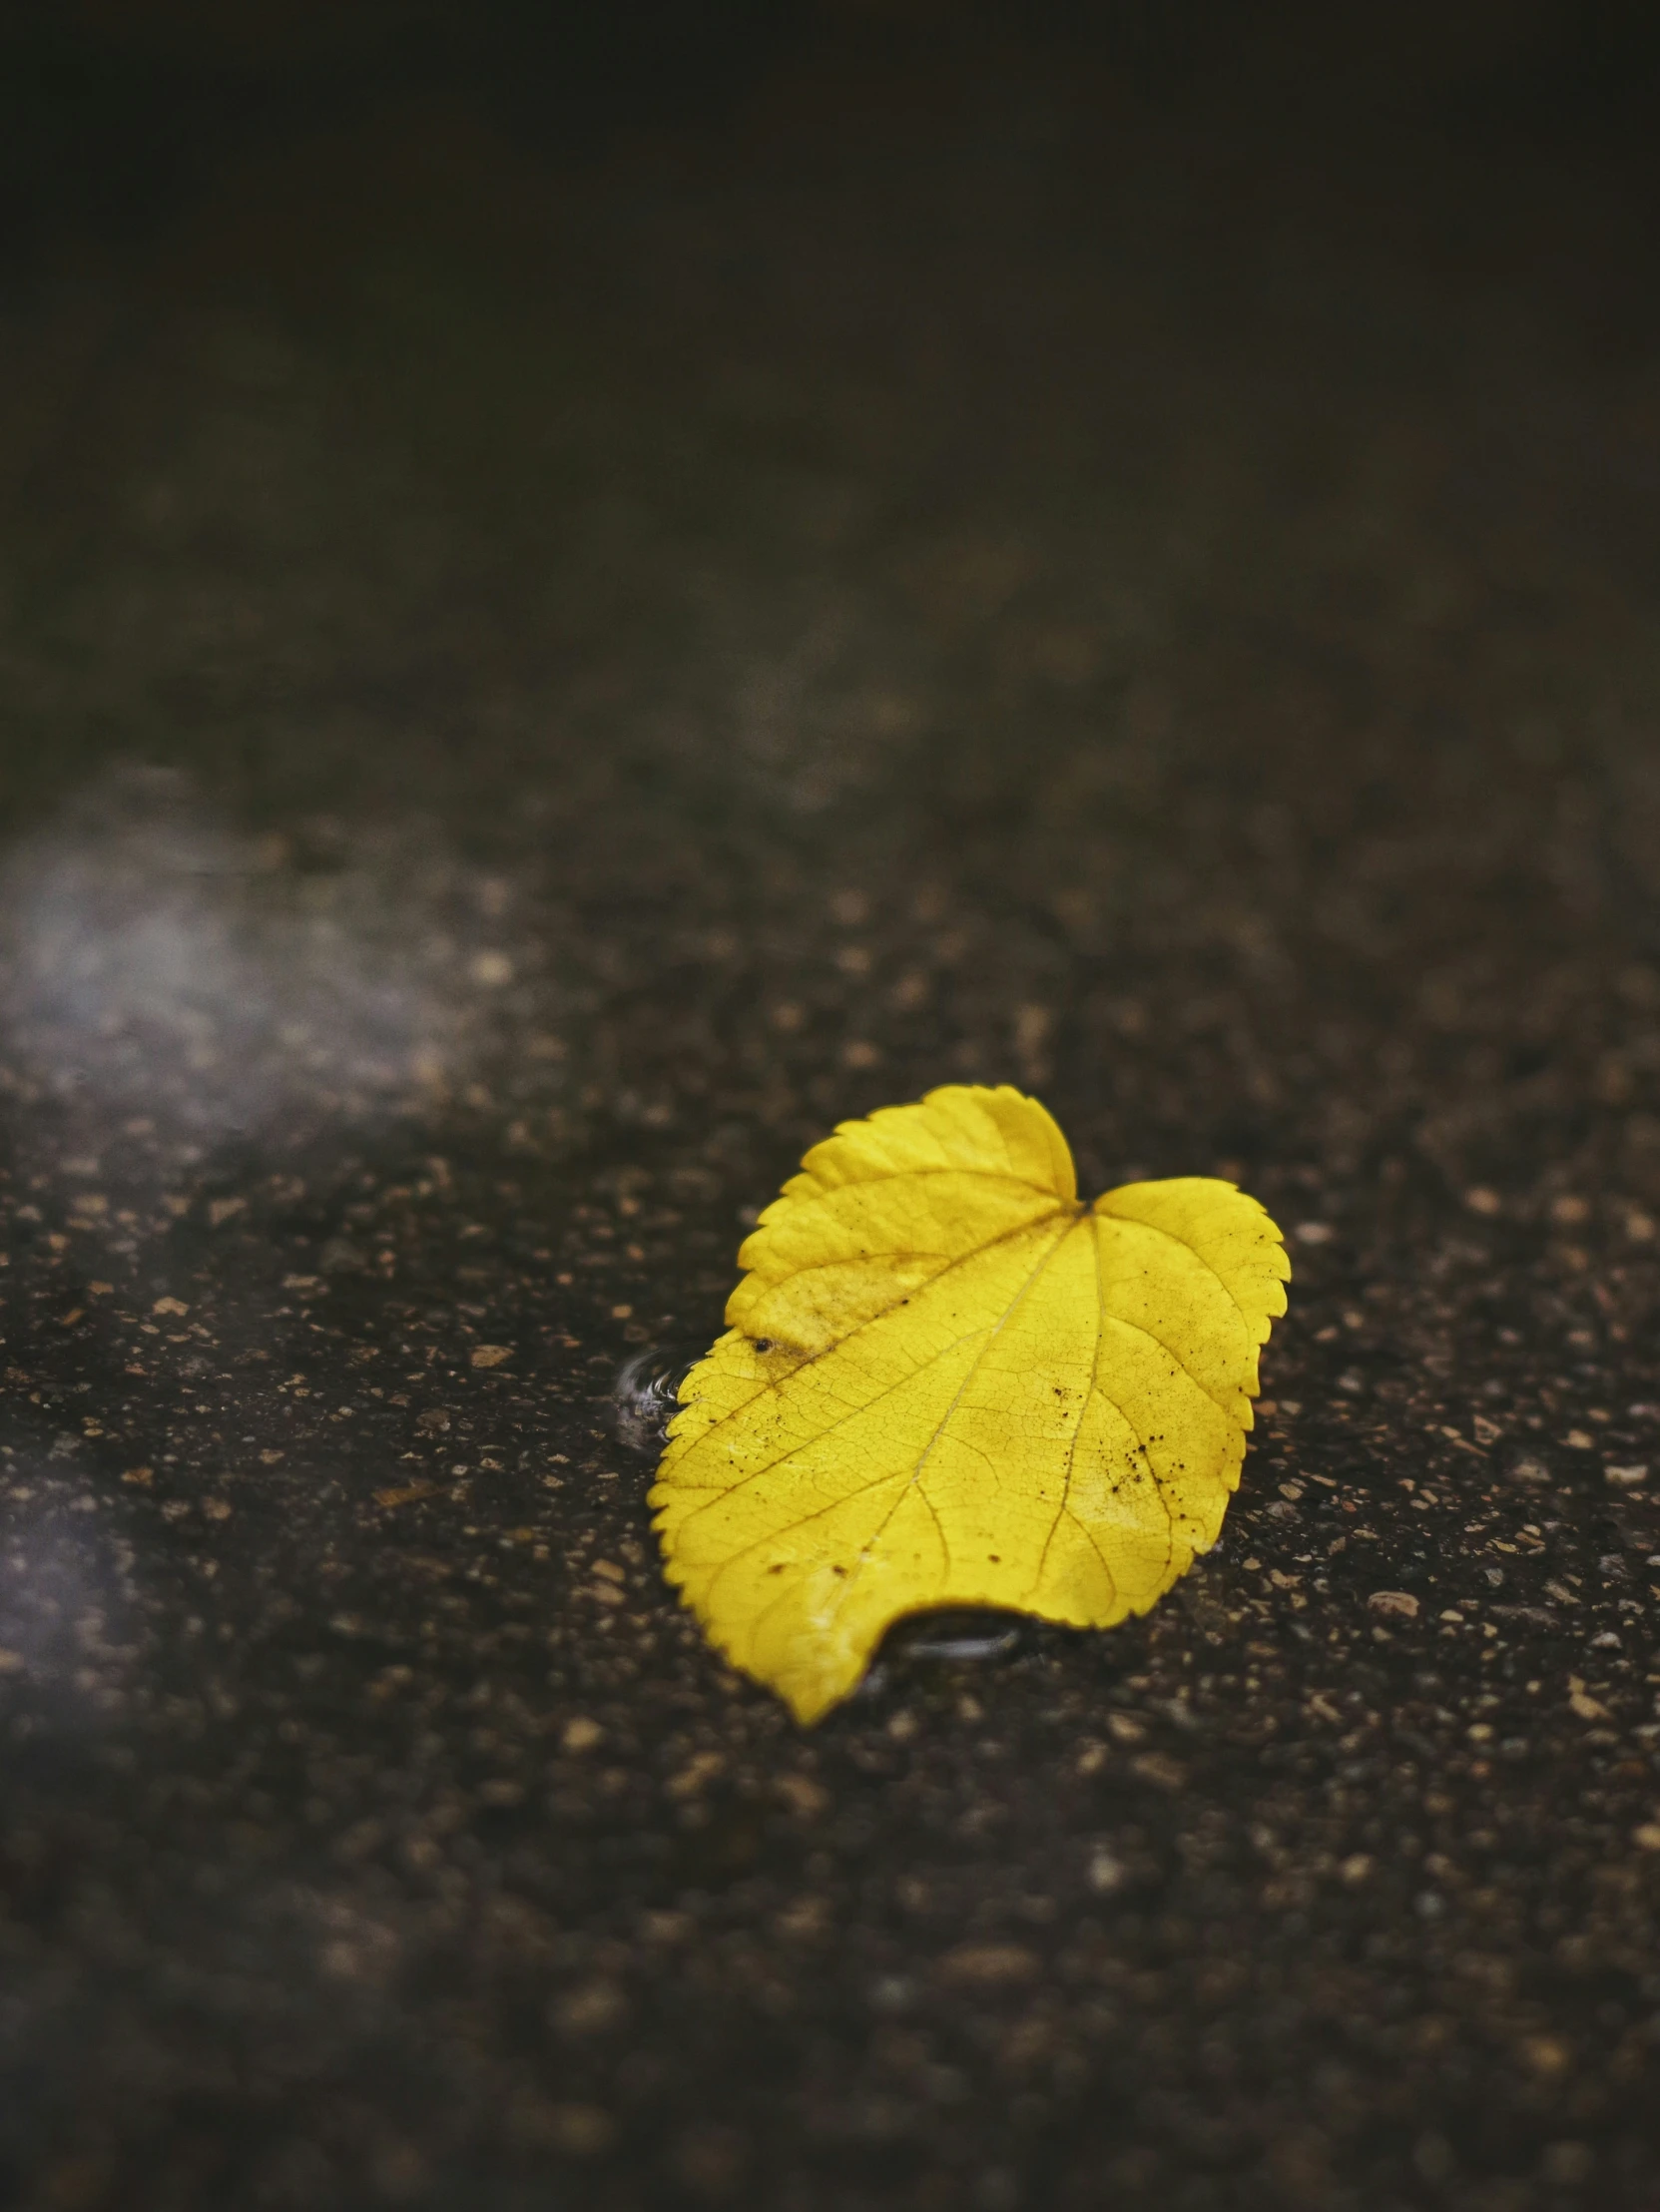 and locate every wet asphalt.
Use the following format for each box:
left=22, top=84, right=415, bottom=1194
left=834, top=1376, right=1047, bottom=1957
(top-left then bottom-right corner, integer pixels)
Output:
left=4, top=17, right=1660, bottom=2210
